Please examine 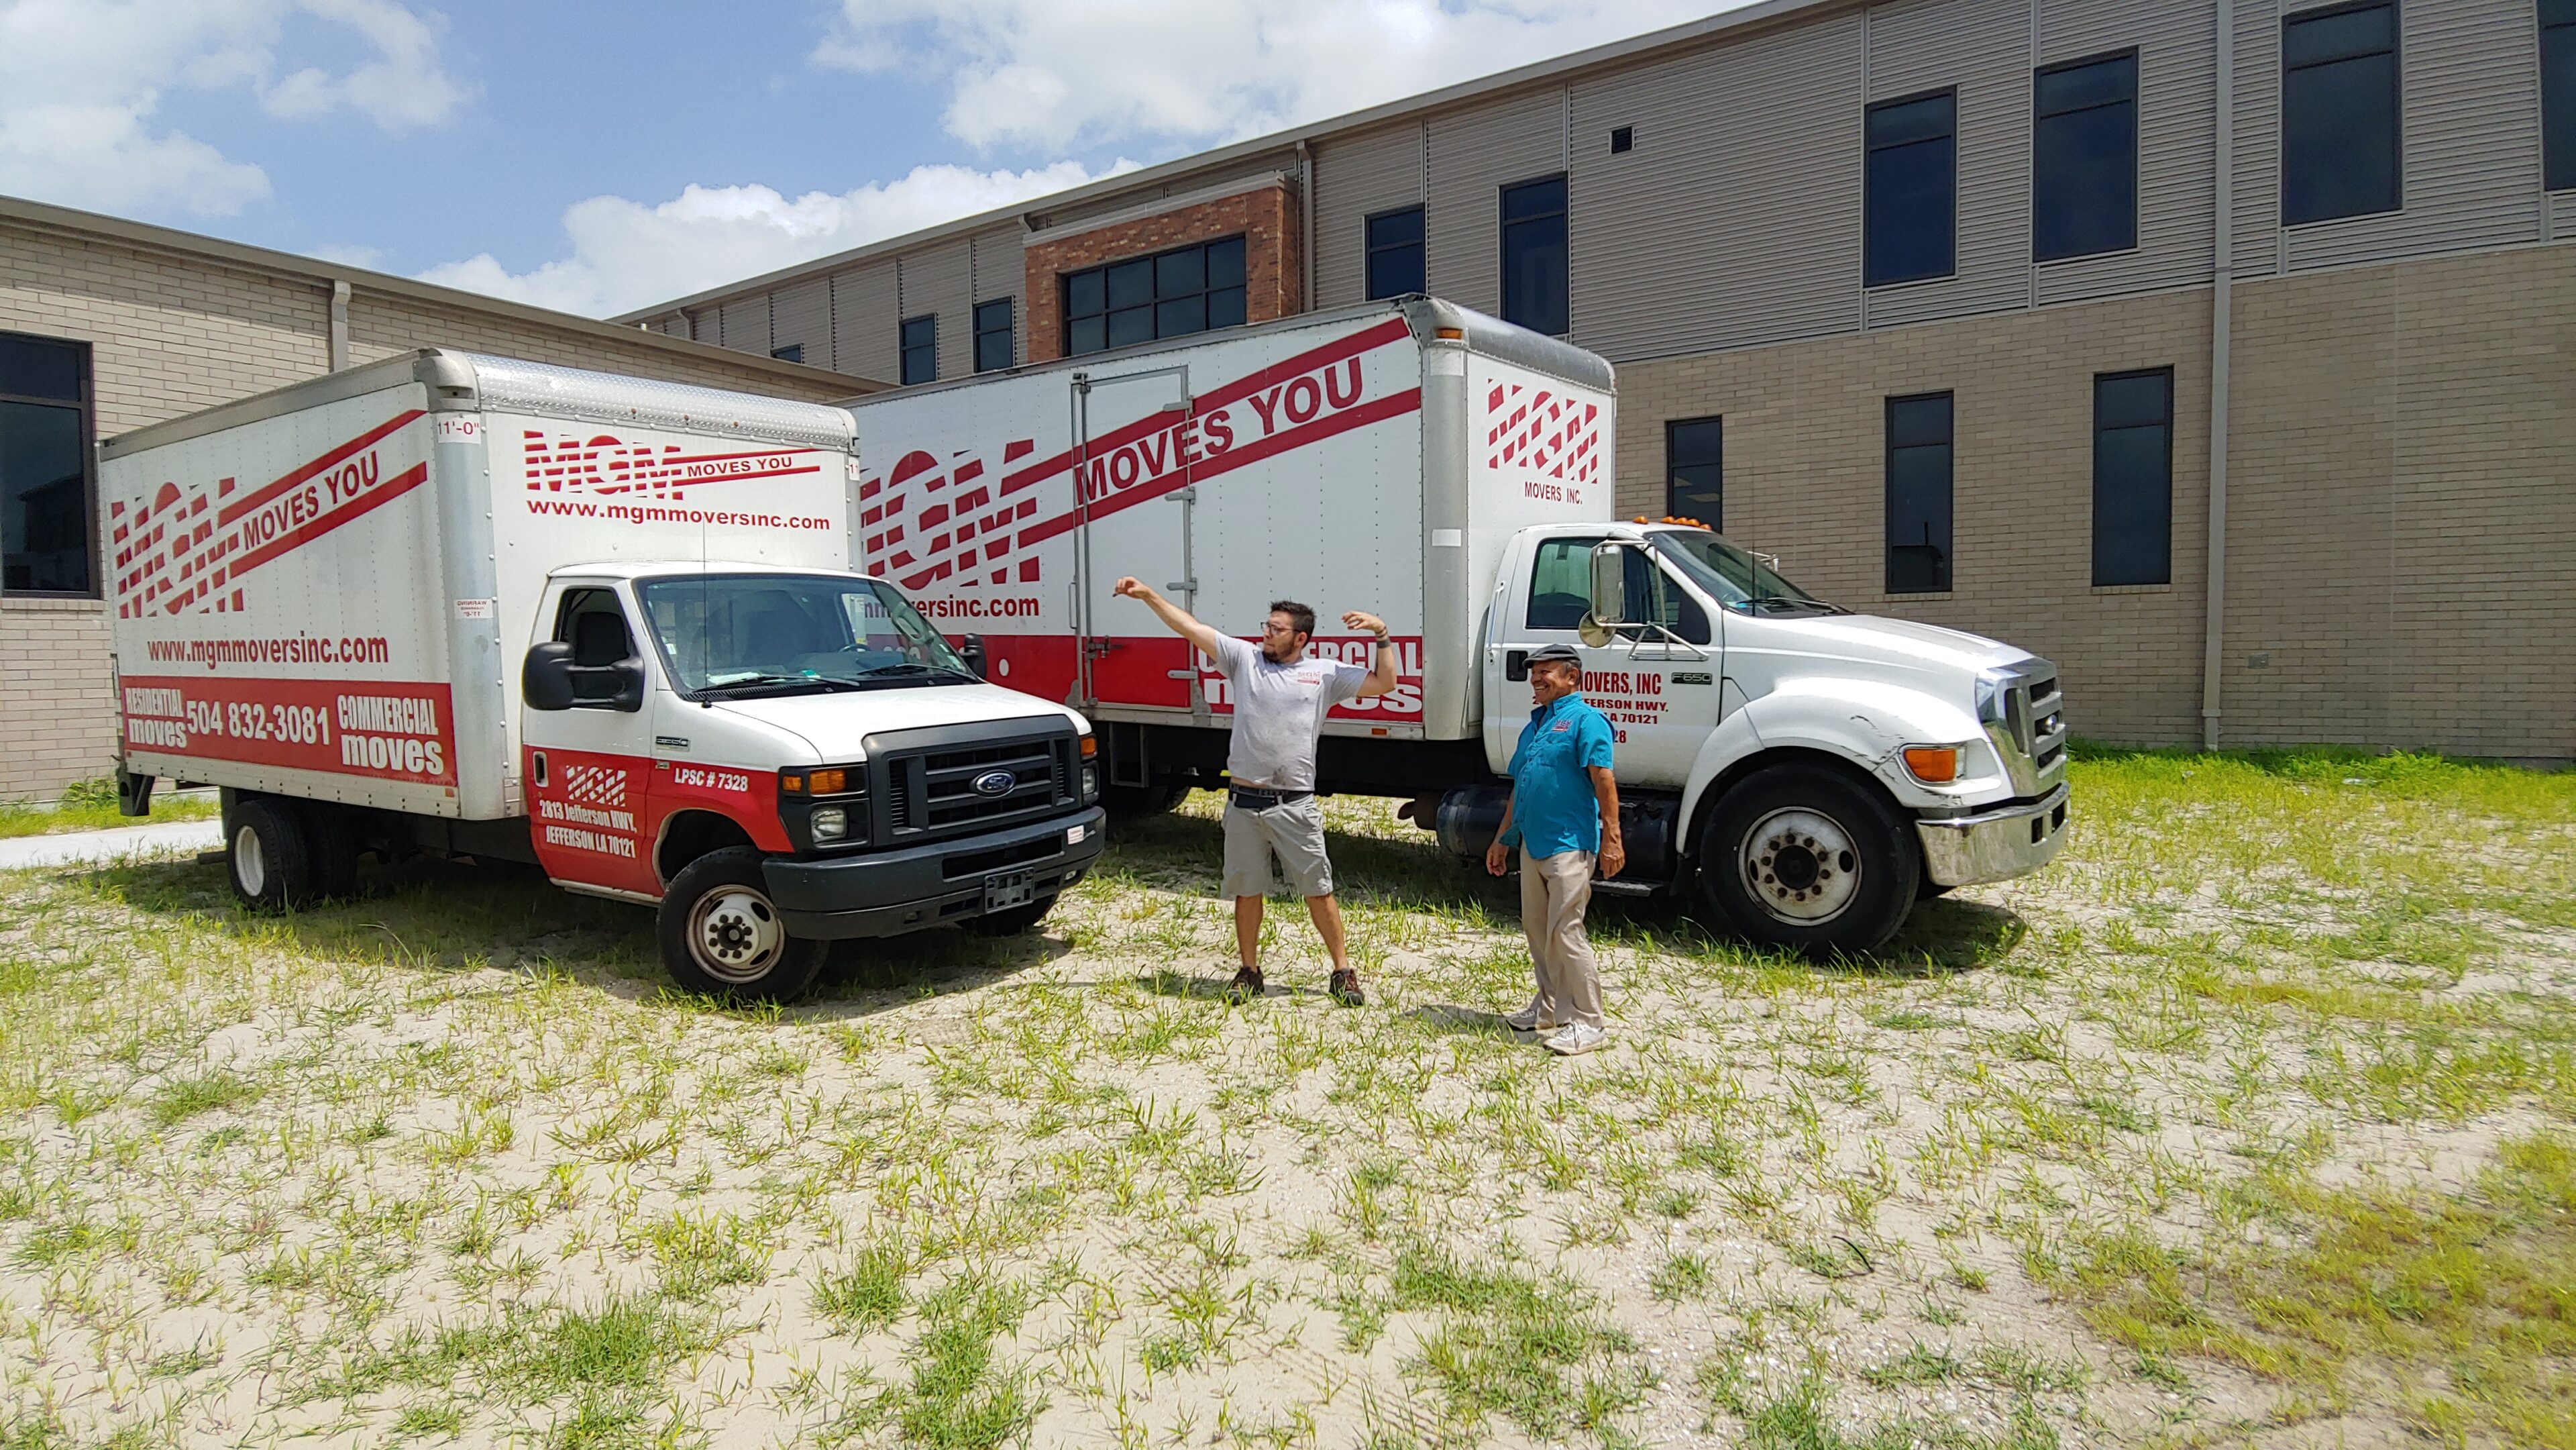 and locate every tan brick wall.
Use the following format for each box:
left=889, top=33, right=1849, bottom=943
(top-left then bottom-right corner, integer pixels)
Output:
left=1617, top=287, right=2214, bottom=748
left=1022, top=183, right=1303, bottom=364
left=0, top=222, right=864, bottom=801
